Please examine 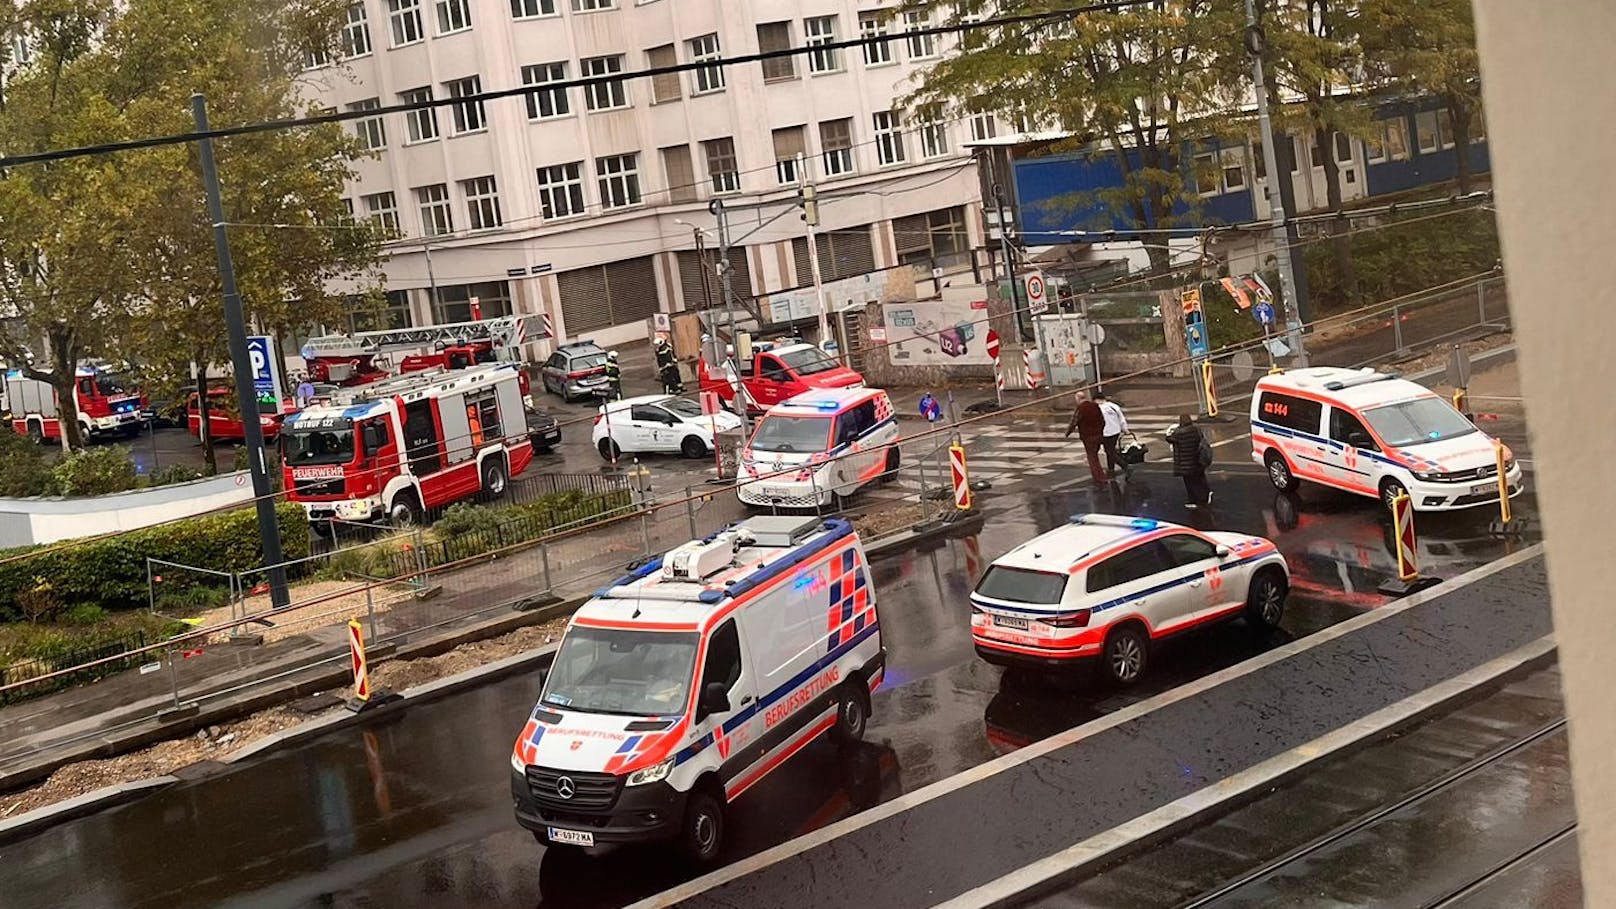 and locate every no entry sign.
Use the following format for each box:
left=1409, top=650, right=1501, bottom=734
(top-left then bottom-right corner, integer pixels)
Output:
left=985, top=329, right=1001, bottom=362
